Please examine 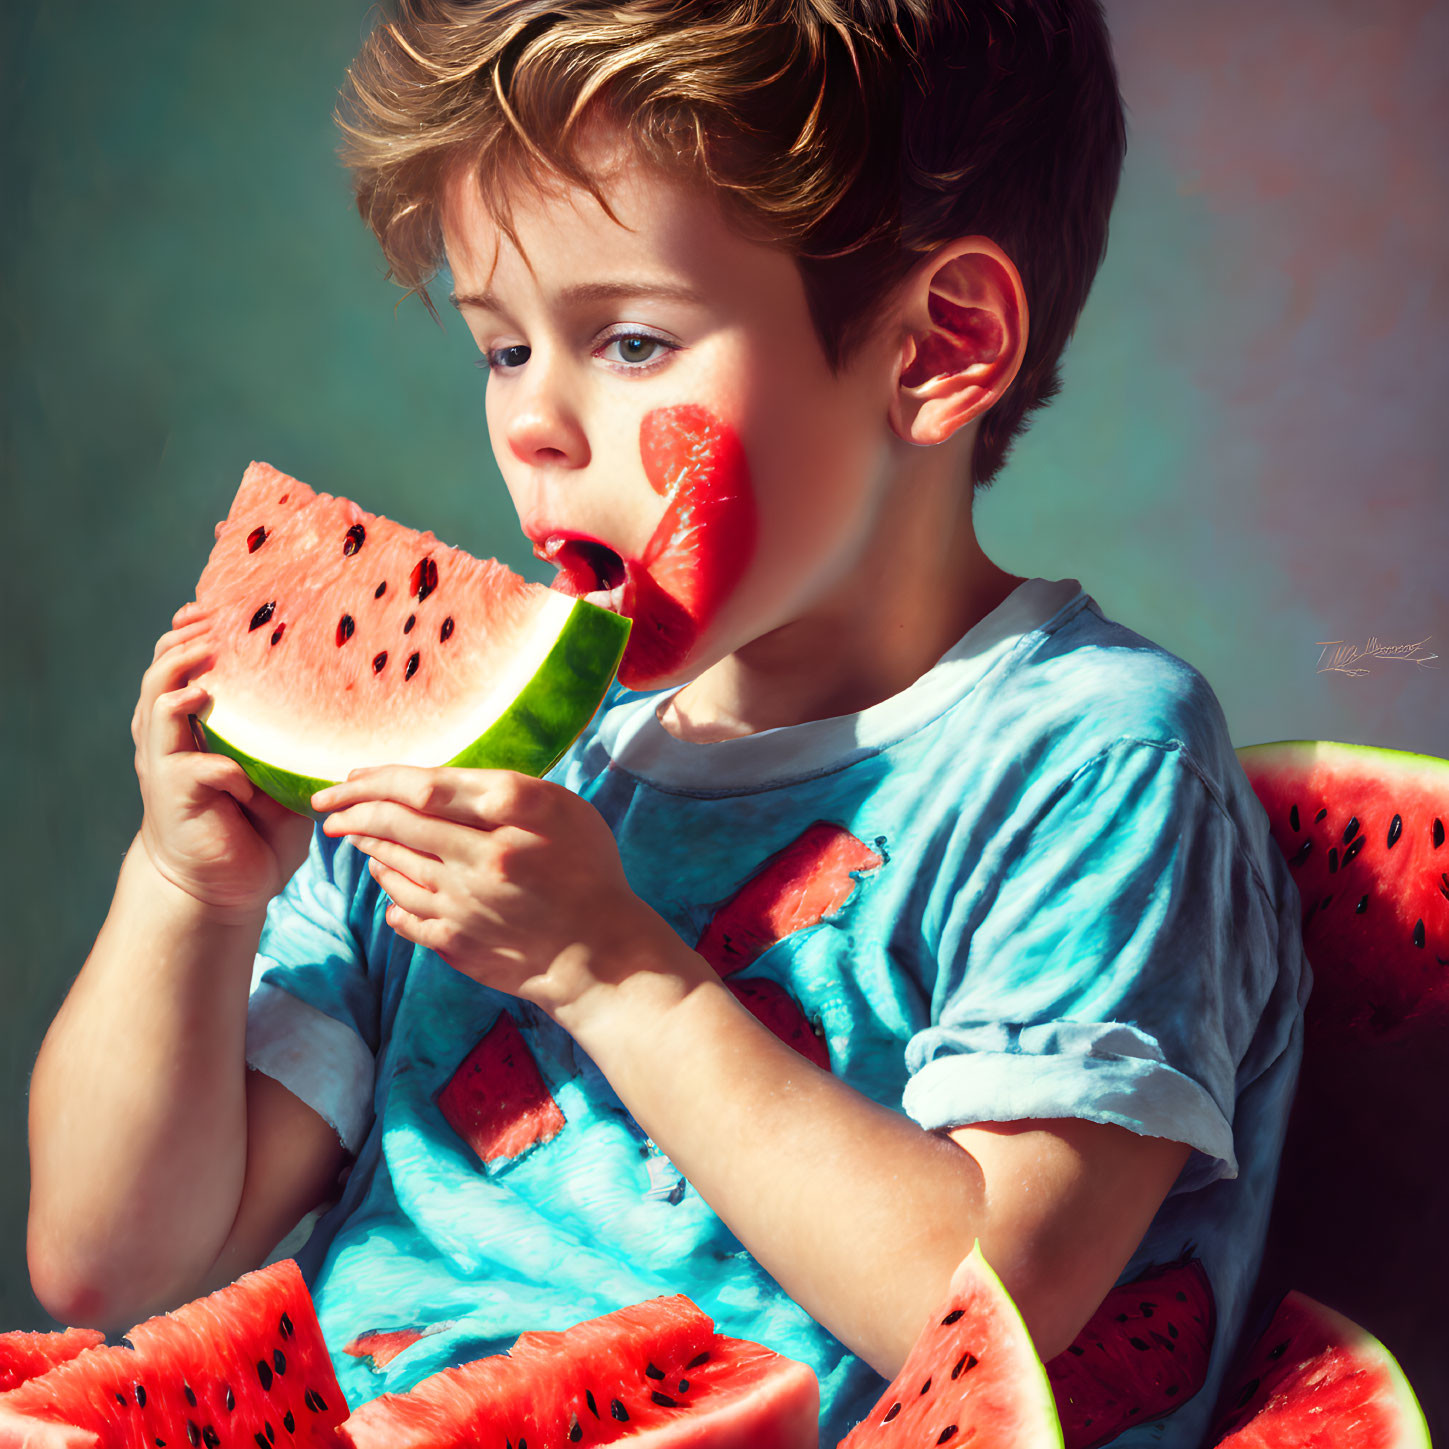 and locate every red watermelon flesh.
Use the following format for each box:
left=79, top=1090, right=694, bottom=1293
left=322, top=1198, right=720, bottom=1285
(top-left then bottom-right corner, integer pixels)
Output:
left=1045, top=1255, right=1215, bottom=1449
left=1236, top=740, right=1449, bottom=1040
left=435, top=1009, right=567, bottom=1165
left=1237, top=741, right=1449, bottom=1429
left=0, top=1329, right=104, bottom=1393
left=339, top=1294, right=819, bottom=1448
left=1209, top=1290, right=1431, bottom=1448
left=0, top=1259, right=347, bottom=1448
left=727, top=978, right=831, bottom=1072
left=838, top=1241, right=1062, bottom=1448
left=695, top=823, right=884, bottom=978
left=343, top=1327, right=427, bottom=1370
